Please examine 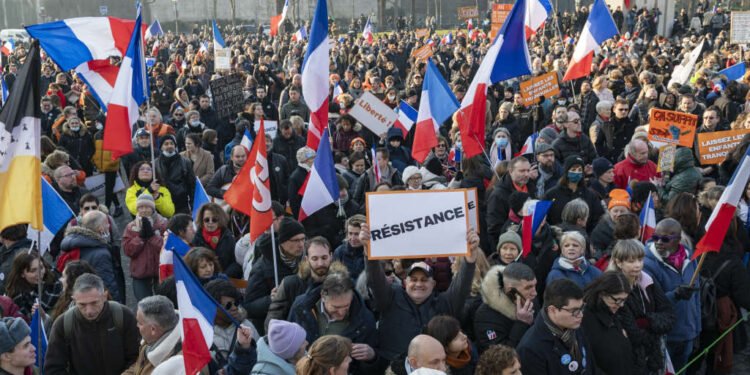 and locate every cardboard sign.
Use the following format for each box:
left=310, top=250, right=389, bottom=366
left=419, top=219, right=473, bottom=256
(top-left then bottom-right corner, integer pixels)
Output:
left=730, top=11, right=750, bottom=44
left=657, top=144, right=676, bottom=173
left=458, top=6, right=479, bottom=20
left=466, top=188, right=479, bottom=233
left=415, top=28, right=430, bottom=38
left=84, top=173, right=125, bottom=200
left=255, top=120, right=278, bottom=140
left=696, top=128, right=750, bottom=165
left=365, top=190, right=469, bottom=259
left=411, top=44, right=434, bottom=60
left=490, top=4, right=512, bottom=38
left=209, top=74, right=244, bottom=119
left=214, top=47, right=231, bottom=71
left=349, top=92, right=398, bottom=136
left=647, top=109, right=698, bottom=147
left=519, top=72, right=561, bottom=105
